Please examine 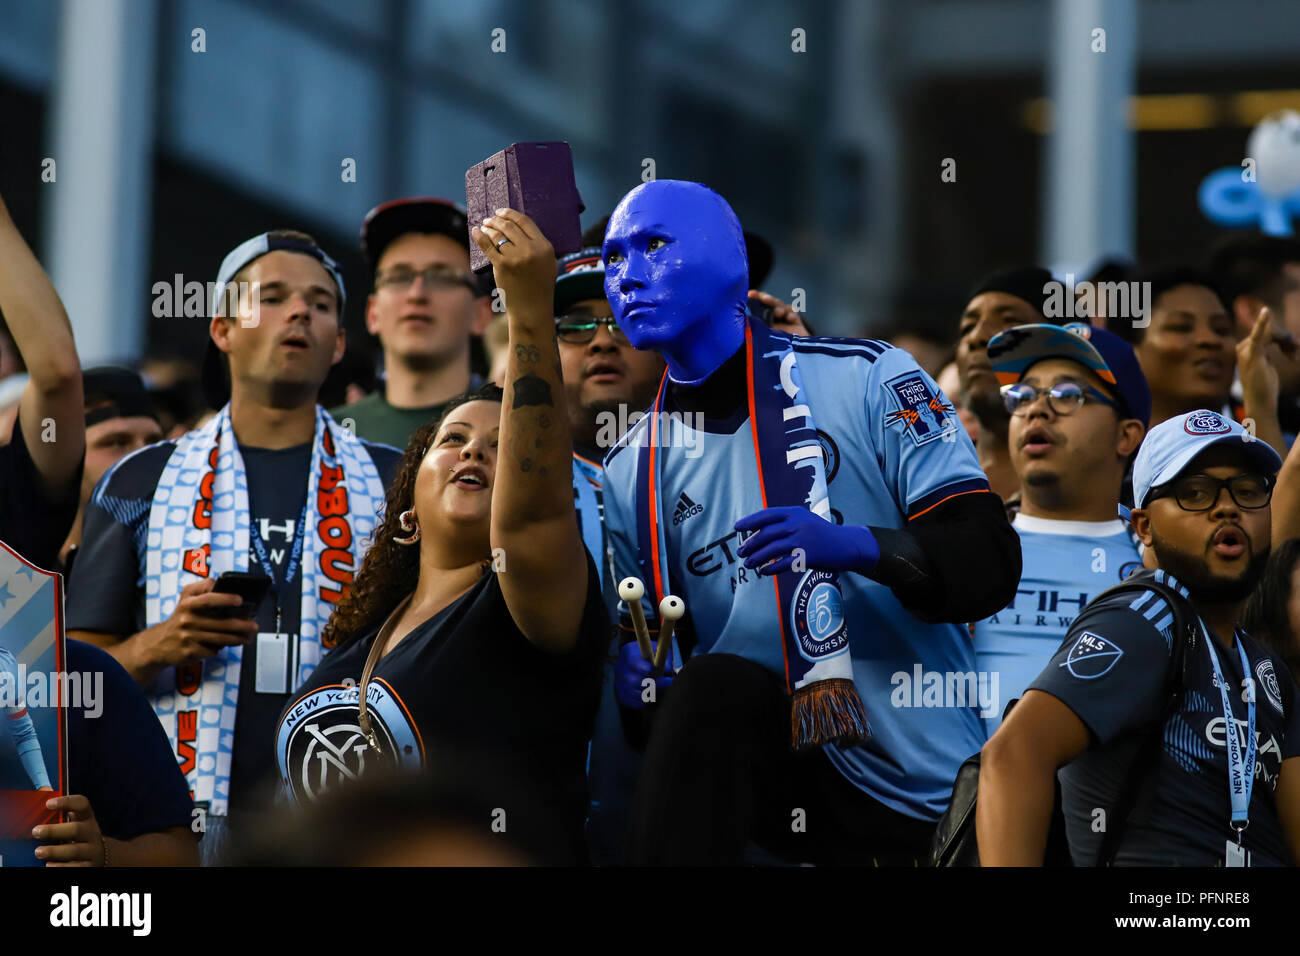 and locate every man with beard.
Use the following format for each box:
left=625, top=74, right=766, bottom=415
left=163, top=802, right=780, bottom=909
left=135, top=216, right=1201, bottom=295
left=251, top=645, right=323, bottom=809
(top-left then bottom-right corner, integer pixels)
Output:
left=551, top=246, right=665, bottom=865
left=978, top=410, right=1300, bottom=866
left=954, top=267, right=1058, bottom=503
left=555, top=245, right=666, bottom=603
